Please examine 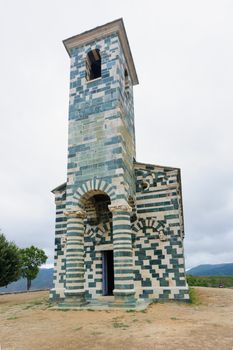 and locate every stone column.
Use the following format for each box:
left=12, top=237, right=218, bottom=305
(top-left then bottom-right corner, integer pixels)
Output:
left=63, top=209, right=87, bottom=306
left=109, top=203, right=136, bottom=306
